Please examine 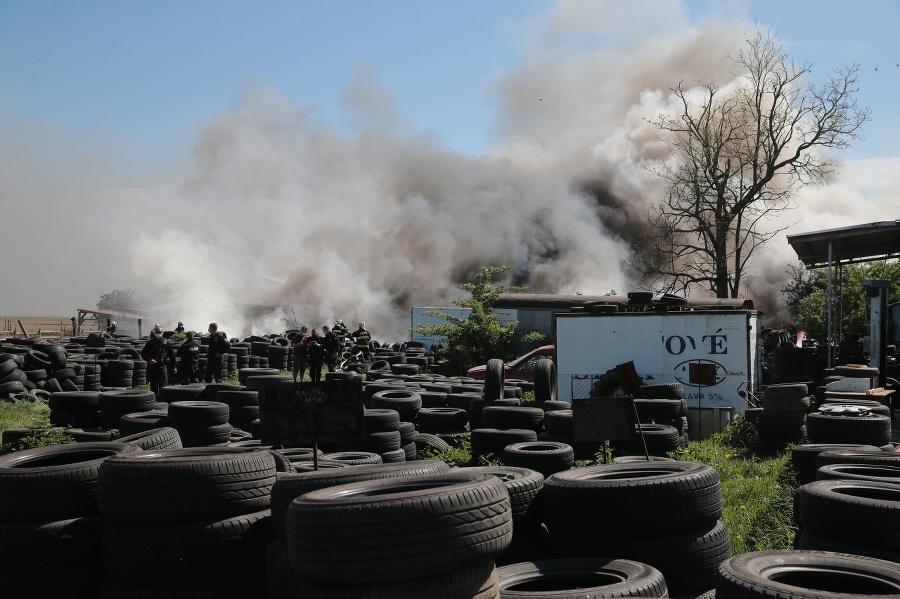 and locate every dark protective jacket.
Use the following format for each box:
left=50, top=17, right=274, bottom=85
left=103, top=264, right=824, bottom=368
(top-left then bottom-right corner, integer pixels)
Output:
left=177, top=339, right=201, bottom=365
left=352, top=328, right=371, bottom=350
left=208, top=332, right=231, bottom=356
left=141, top=336, right=177, bottom=367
